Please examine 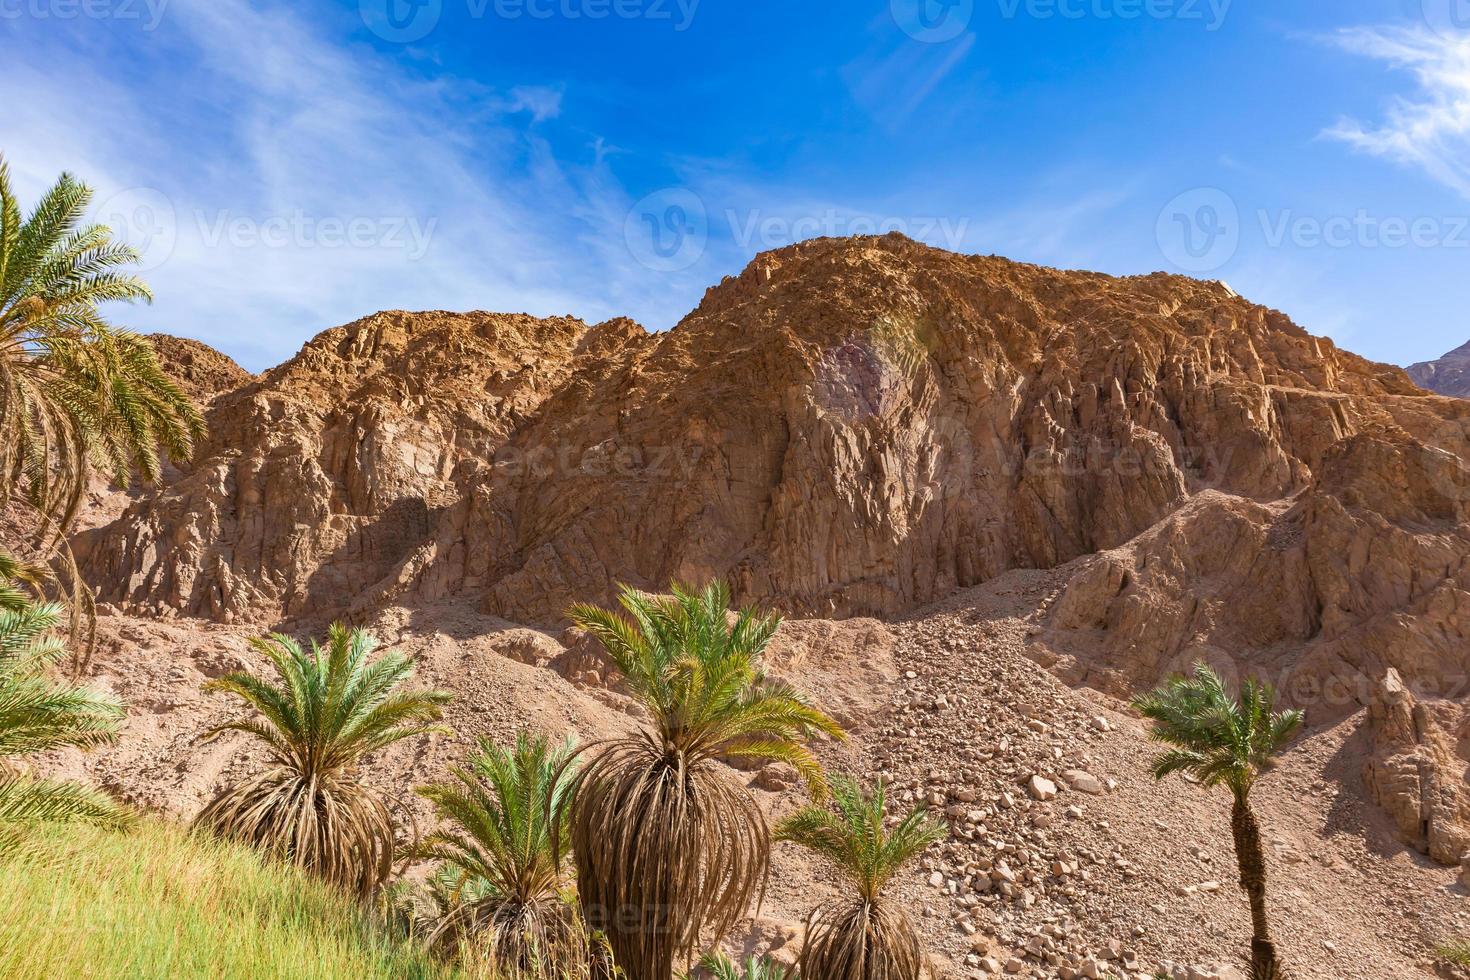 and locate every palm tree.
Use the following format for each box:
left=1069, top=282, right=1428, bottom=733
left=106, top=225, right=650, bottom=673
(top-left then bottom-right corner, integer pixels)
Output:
left=565, top=580, right=844, bottom=980
left=775, top=775, right=943, bottom=980
left=684, top=952, right=796, bottom=980
left=0, top=155, right=205, bottom=539
left=192, top=624, right=450, bottom=898
left=1132, top=664, right=1304, bottom=980
left=416, top=731, right=588, bottom=977
left=0, top=549, right=127, bottom=845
